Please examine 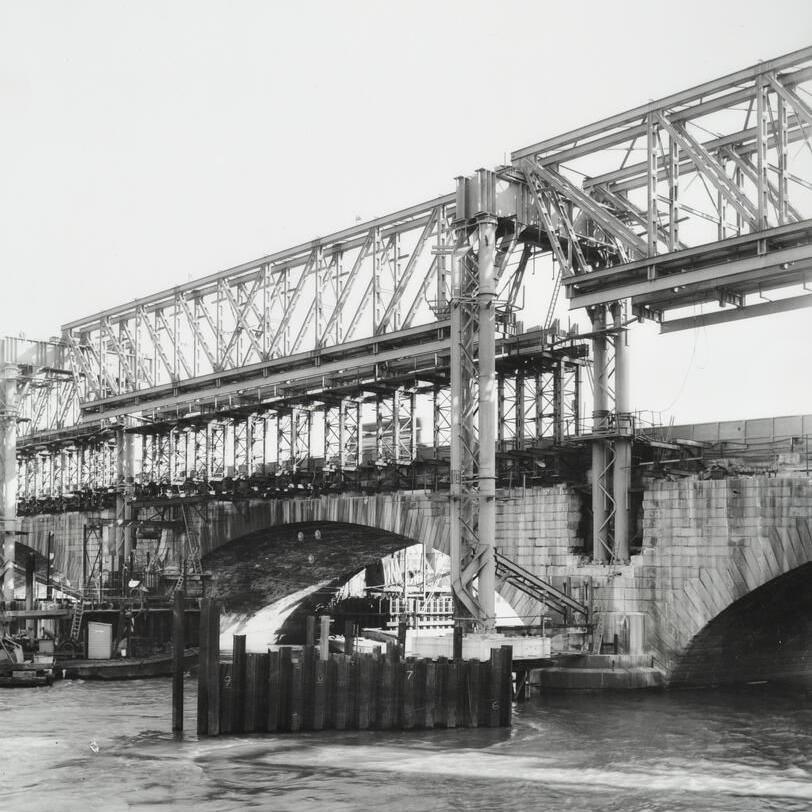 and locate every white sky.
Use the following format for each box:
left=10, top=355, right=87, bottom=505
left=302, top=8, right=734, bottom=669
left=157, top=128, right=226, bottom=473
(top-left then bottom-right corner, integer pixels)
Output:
left=1, top=0, right=811, bottom=425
